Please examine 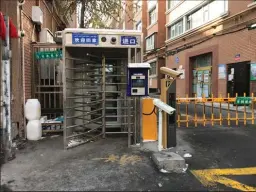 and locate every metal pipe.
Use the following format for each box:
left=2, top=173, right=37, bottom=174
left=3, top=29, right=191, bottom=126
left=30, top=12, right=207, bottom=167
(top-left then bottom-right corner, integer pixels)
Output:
left=65, top=103, right=101, bottom=110
left=105, top=132, right=134, bottom=134
left=105, top=75, right=126, bottom=77
left=105, top=115, right=133, bottom=117
left=65, top=57, right=98, bottom=63
left=106, top=123, right=134, bottom=126
left=66, top=125, right=103, bottom=139
left=67, top=86, right=101, bottom=89
left=102, top=55, right=106, bottom=138
left=74, top=108, right=103, bottom=113
left=66, top=133, right=103, bottom=149
left=106, top=99, right=129, bottom=101
left=158, top=109, right=163, bottom=151
left=74, top=101, right=103, bottom=105
left=66, top=77, right=102, bottom=81
left=86, top=53, right=102, bottom=58
left=106, top=107, right=134, bottom=109
left=67, top=109, right=103, bottom=119
left=66, top=117, right=103, bottom=129
left=1, top=16, right=12, bottom=158
left=105, top=57, right=129, bottom=60
left=105, top=83, right=126, bottom=85
left=127, top=48, right=132, bottom=147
